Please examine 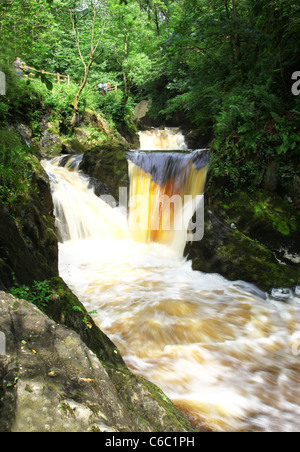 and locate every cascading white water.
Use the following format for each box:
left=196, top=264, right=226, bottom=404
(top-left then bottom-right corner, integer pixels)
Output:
left=138, top=128, right=188, bottom=151
left=42, top=132, right=300, bottom=432
left=44, top=159, right=128, bottom=243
